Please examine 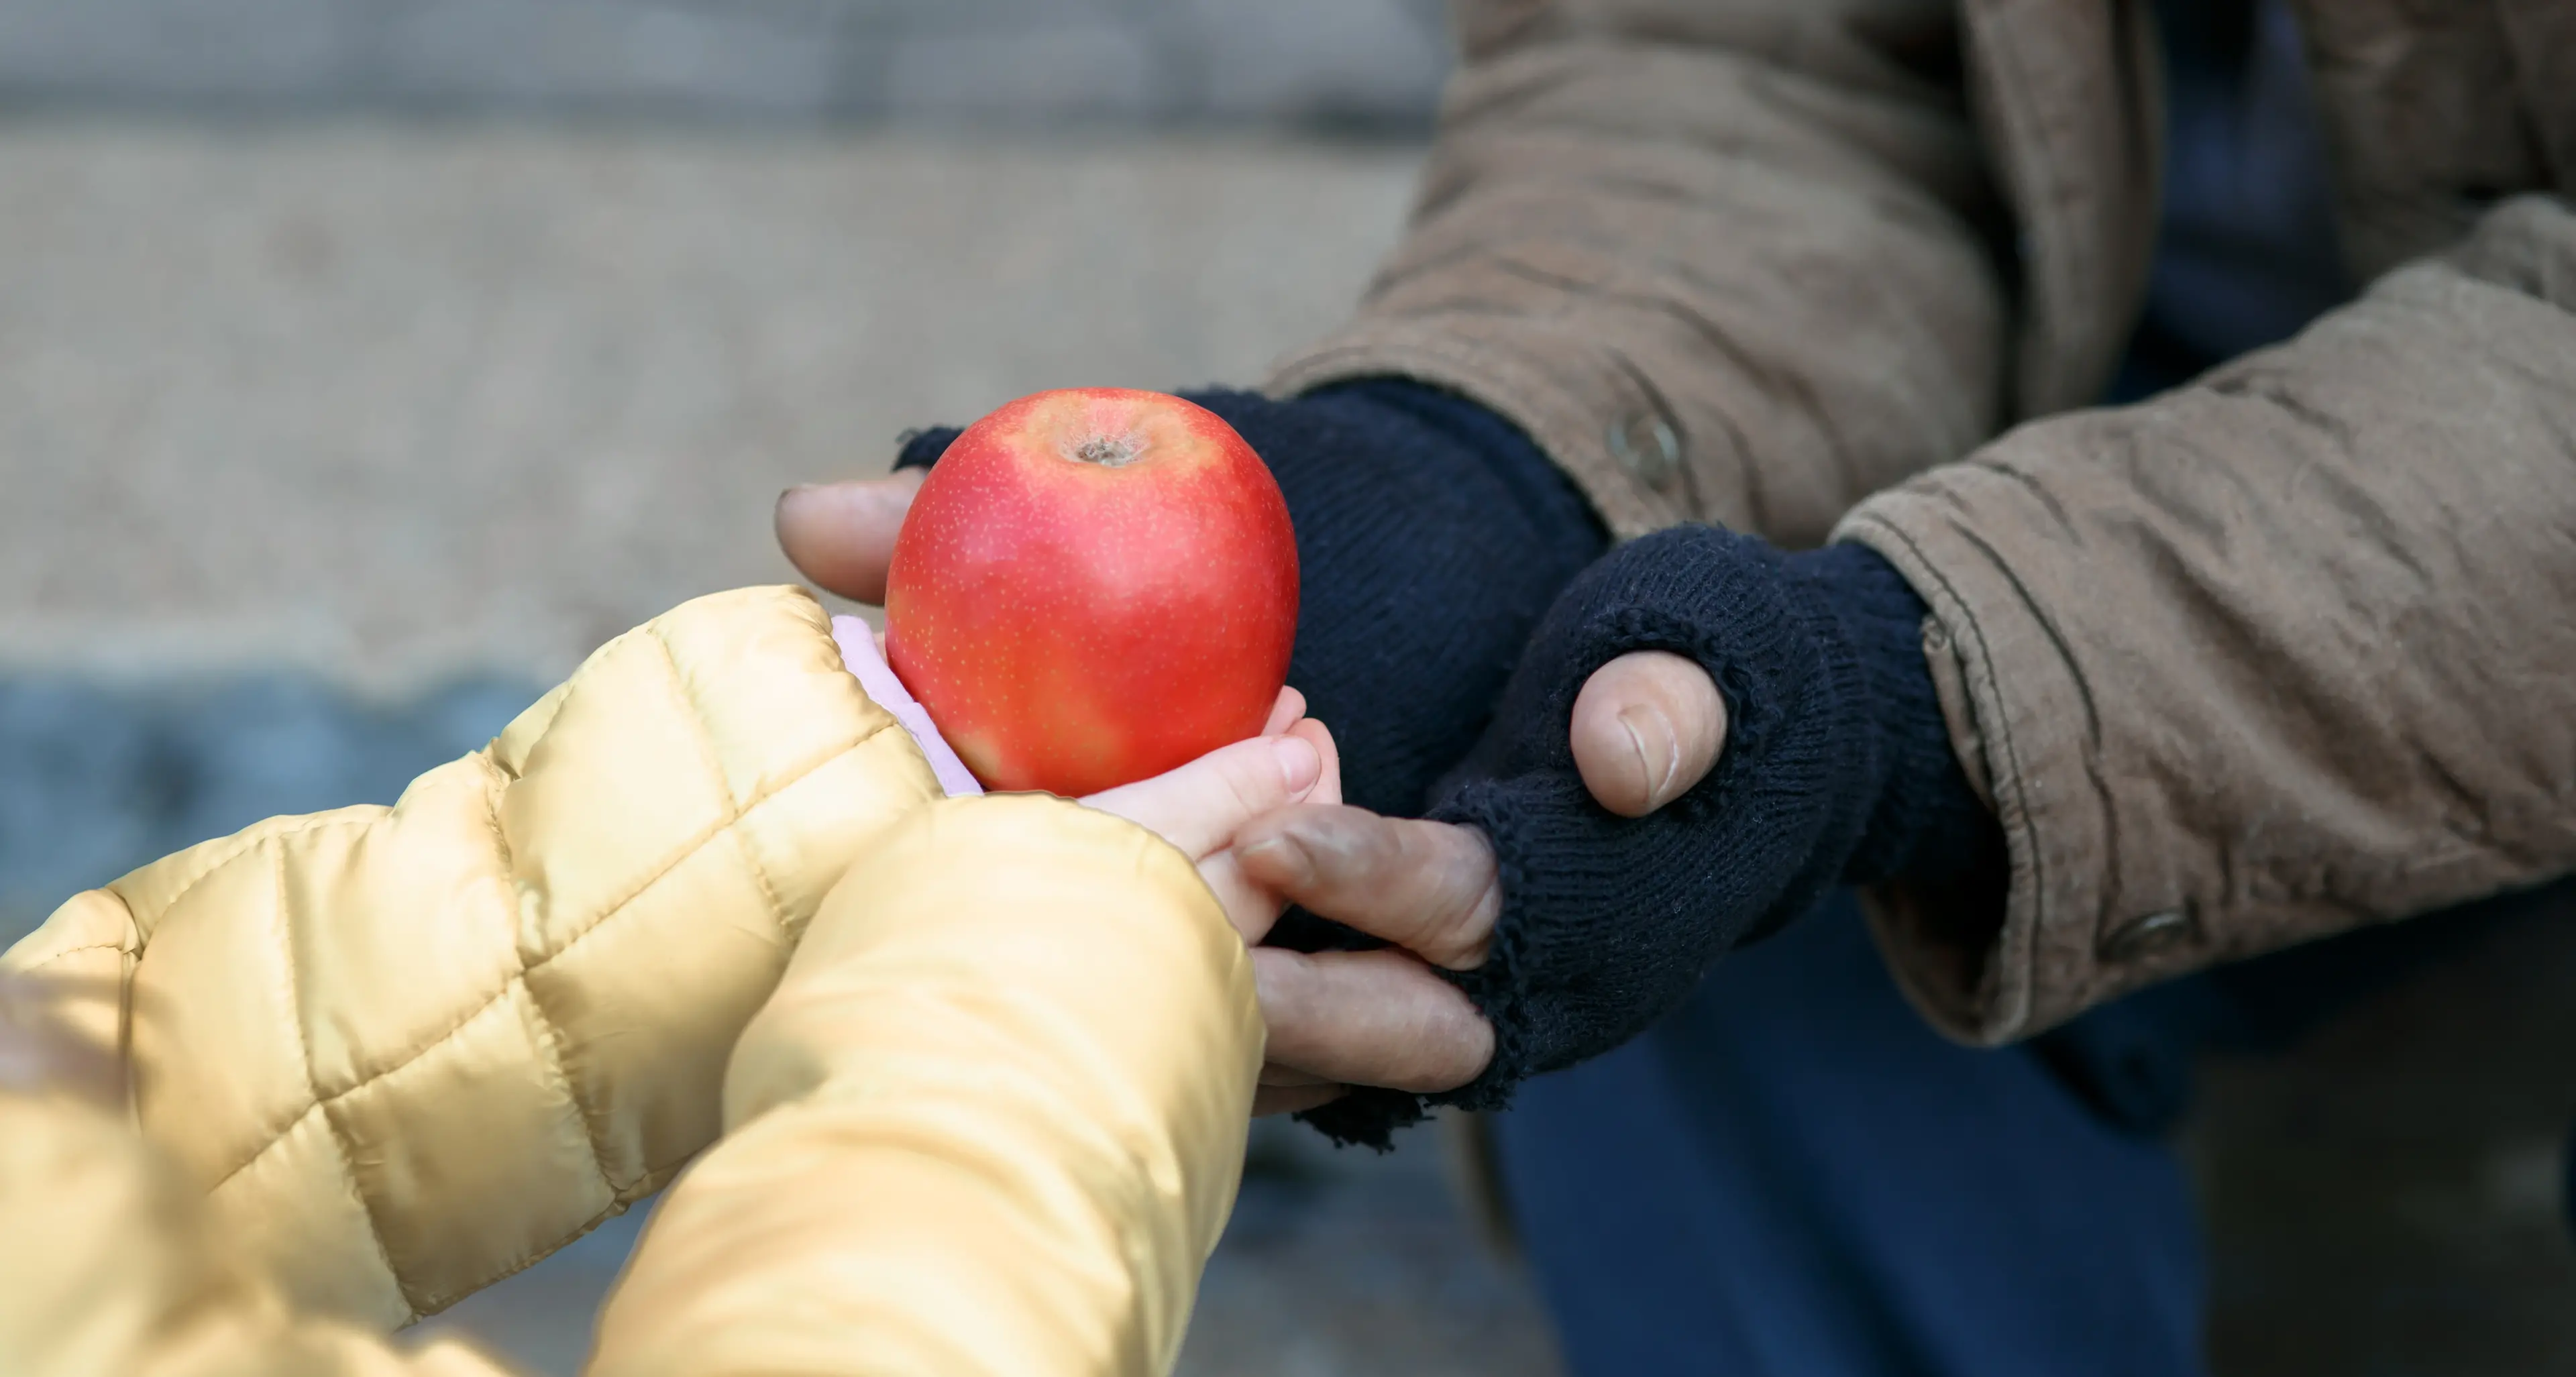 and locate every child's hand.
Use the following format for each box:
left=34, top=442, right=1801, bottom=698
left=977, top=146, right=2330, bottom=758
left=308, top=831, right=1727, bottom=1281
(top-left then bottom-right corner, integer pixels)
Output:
left=1079, top=687, right=1340, bottom=947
